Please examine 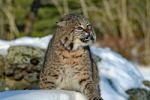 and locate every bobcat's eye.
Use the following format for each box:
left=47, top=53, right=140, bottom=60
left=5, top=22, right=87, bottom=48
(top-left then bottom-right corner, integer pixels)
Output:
left=77, top=26, right=83, bottom=31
